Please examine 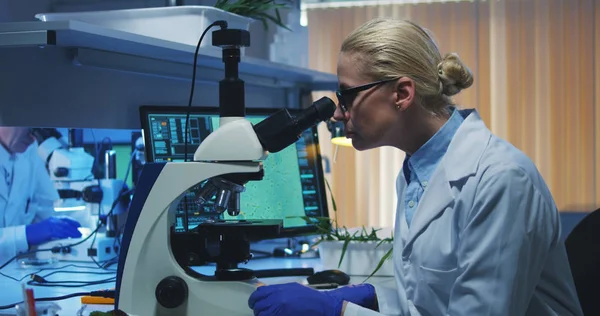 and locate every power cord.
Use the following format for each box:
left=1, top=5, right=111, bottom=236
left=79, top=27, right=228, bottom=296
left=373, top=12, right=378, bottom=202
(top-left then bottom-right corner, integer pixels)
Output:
left=0, top=263, right=114, bottom=283
left=87, top=187, right=134, bottom=270
left=183, top=19, right=228, bottom=162
left=0, top=142, right=136, bottom=274
left=0, top=290, right=115, bottom=310
left=27, top=270, right=116, bottom=288
left=85, top=149, right=135, bottom=270
left=0, top=185, right=131, bottom=273
left=86, top=149, right=135, bottom=269
left=0, top=224, right=101, bottom=272
left=182, top=19, right=228, bottom=232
